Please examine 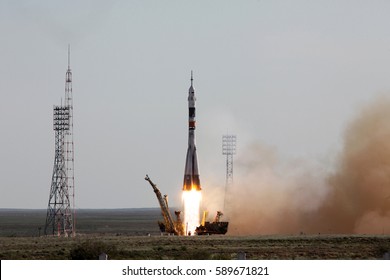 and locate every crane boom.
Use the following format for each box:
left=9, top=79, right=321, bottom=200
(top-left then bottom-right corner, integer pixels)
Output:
left=144, top=175, right=177, bottom=234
